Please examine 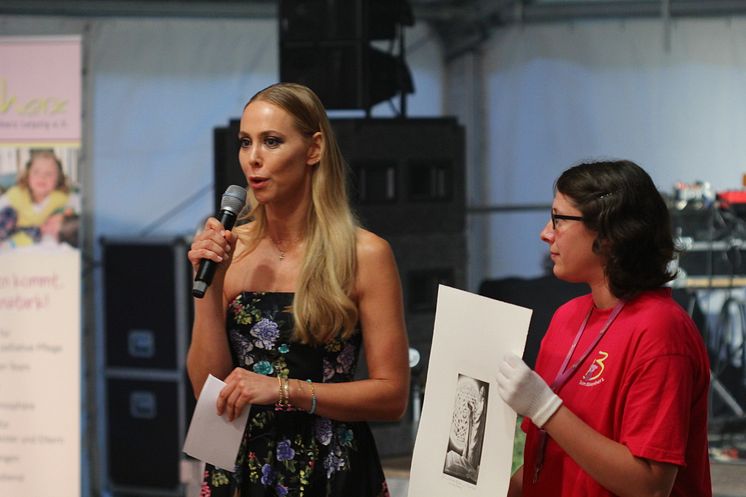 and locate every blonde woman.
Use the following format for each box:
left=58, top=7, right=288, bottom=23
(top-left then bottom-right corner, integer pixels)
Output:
left=187, top=83, right=409, bottom=497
